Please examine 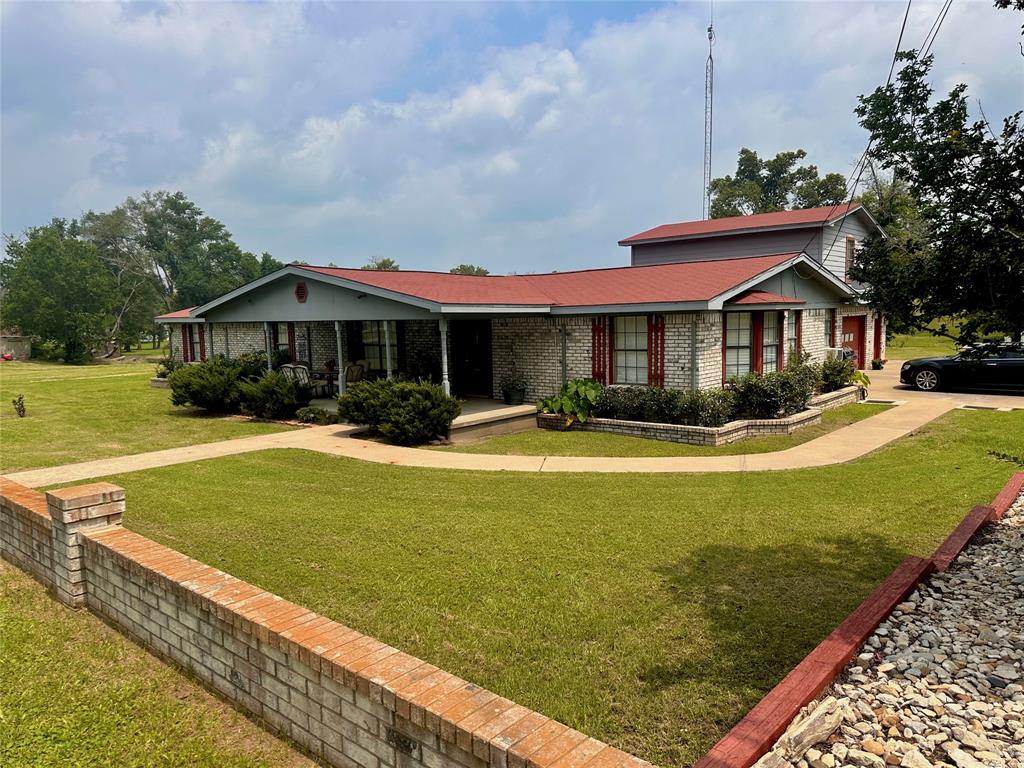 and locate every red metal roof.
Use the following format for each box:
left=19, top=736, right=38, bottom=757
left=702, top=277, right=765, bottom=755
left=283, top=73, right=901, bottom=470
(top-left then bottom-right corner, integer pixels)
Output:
left=619, top=203, right=863, bottom=244
left=155, top=307, right=196, bottom=320
left=728, top=290, right=805, bottom=306
left=298, top=253, right=797, bottom=308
